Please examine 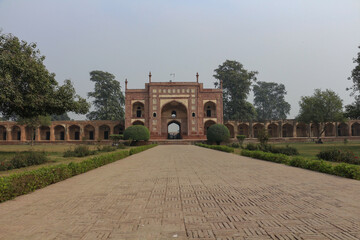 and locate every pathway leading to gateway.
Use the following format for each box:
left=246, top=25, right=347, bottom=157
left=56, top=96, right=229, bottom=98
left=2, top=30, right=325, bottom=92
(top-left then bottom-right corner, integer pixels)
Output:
left=0, top=145, right=359, bottom=239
